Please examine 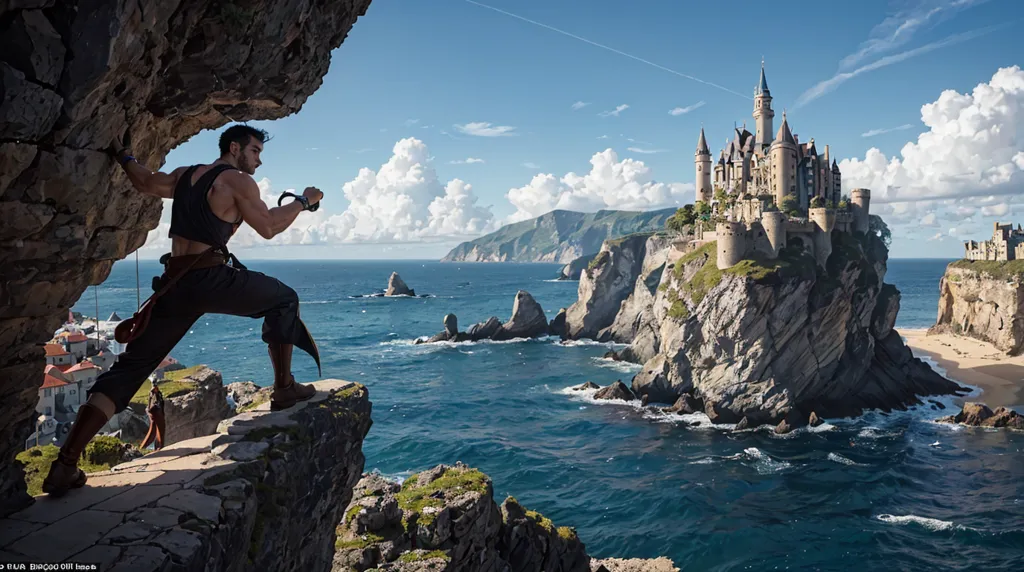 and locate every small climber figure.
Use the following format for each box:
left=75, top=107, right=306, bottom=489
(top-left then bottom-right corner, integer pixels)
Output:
left=43, top=124, right=324, bottom=497
left=140, top=384, right=165, bottom=451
